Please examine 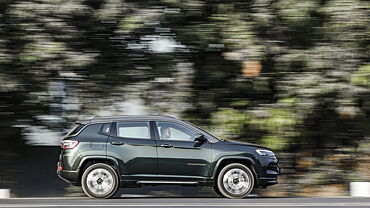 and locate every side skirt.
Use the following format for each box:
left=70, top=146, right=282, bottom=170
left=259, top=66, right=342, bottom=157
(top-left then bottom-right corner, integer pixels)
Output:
left=137, top=181, right=199, bottom=185
left=120, top=180, right=214, bottom=187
